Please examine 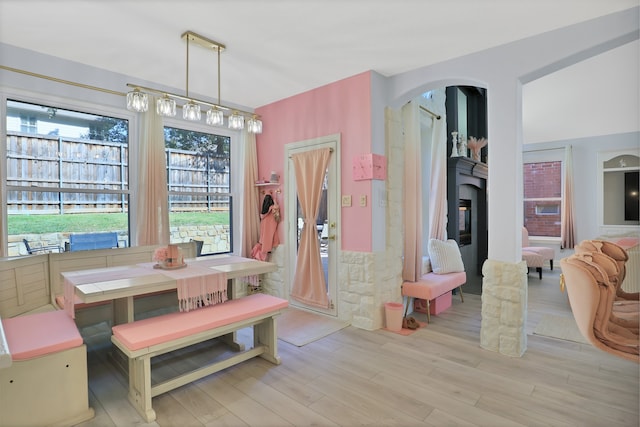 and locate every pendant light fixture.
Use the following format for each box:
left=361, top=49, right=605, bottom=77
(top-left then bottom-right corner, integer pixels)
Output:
left=156, top=94, right=176, bottom=117
left=125, top=31, right=262, bottom=133
left=126, top=88, right=148, bottom=112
